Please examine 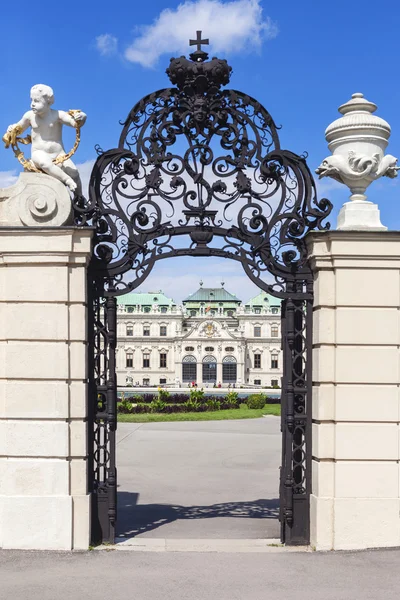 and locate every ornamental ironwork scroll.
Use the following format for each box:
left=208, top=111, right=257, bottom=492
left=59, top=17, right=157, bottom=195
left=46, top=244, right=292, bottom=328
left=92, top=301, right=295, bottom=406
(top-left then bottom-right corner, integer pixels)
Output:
left=75, top=34, right=332, bottom=546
